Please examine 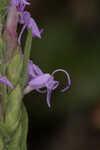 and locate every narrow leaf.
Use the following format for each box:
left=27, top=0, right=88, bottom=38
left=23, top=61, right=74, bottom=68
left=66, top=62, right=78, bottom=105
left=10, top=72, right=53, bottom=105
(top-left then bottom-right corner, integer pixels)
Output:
left=20, top=104, right=28, bottom=150
left=21, top=28, right=32, bottom=88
